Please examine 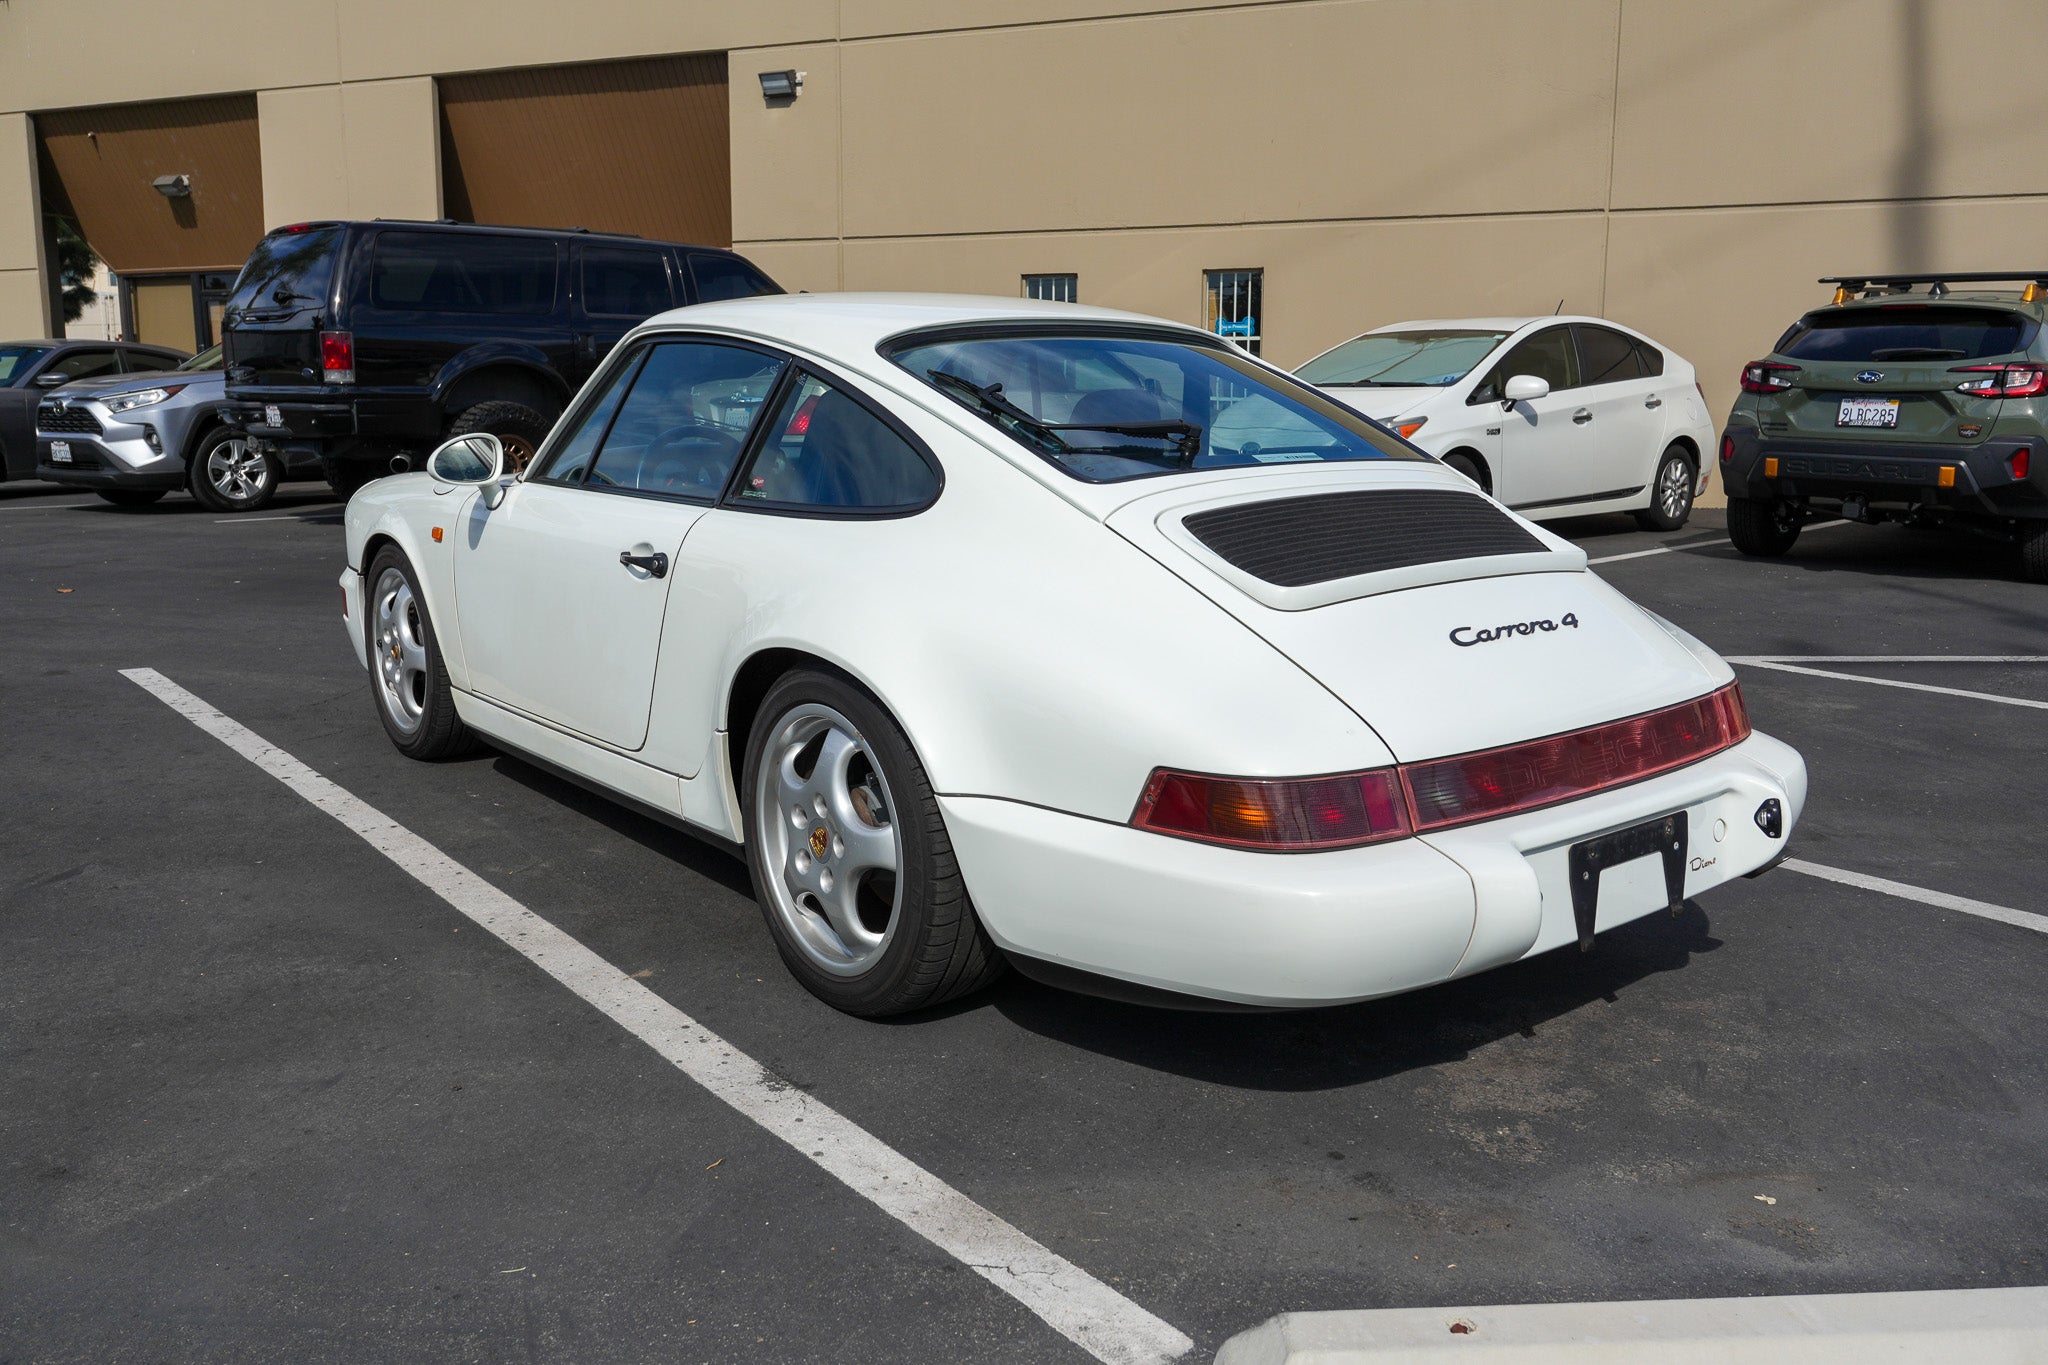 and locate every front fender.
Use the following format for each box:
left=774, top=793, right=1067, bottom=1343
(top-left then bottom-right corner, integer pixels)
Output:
left=344, top=475, right=476, bottom=687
